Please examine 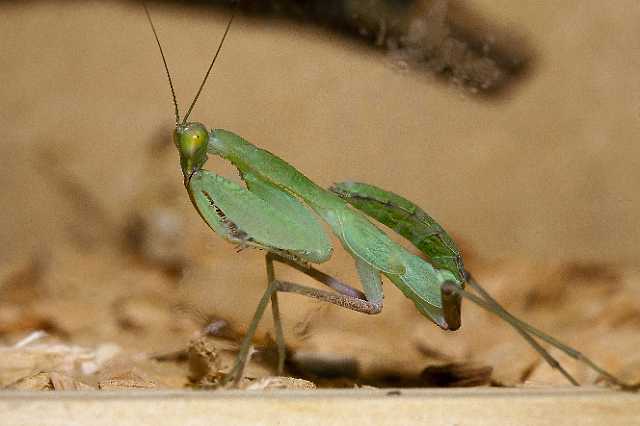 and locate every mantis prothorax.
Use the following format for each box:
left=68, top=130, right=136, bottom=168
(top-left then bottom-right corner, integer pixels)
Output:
left=143, top=3, right=638, bottom=390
